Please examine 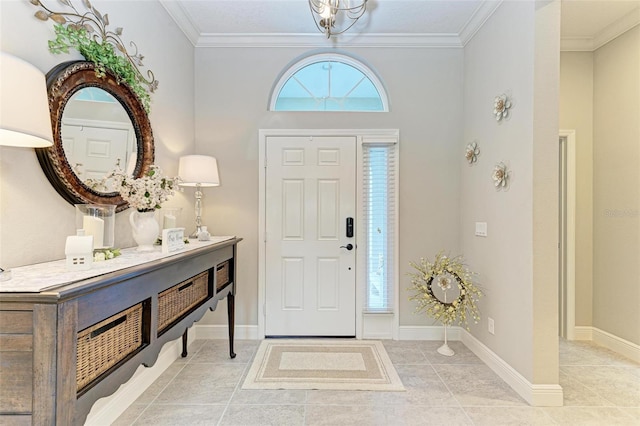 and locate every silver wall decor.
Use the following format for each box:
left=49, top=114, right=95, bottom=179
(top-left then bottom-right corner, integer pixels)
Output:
left=465, top=141, right=480, bottom=164
left=493, top=94, right=511, bottom=121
